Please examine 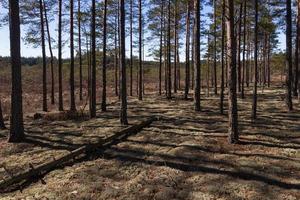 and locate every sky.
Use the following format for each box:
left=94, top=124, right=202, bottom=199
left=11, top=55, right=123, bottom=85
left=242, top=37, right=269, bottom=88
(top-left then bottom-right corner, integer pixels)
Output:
left=0, top=4, right=286, bottom=61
